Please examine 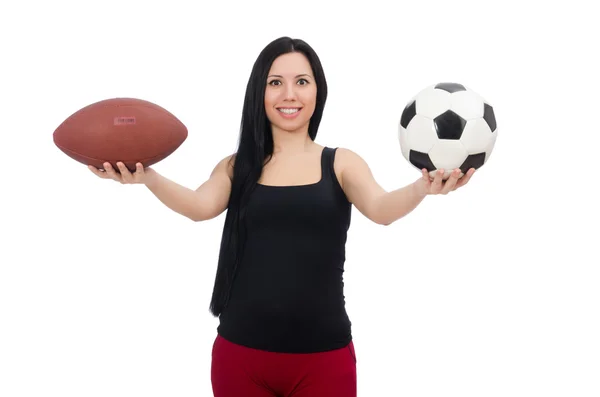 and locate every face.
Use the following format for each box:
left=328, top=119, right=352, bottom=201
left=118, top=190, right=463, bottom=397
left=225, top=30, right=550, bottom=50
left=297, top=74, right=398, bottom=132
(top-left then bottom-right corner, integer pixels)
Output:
left=264, top=52, right=317, bottom=134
